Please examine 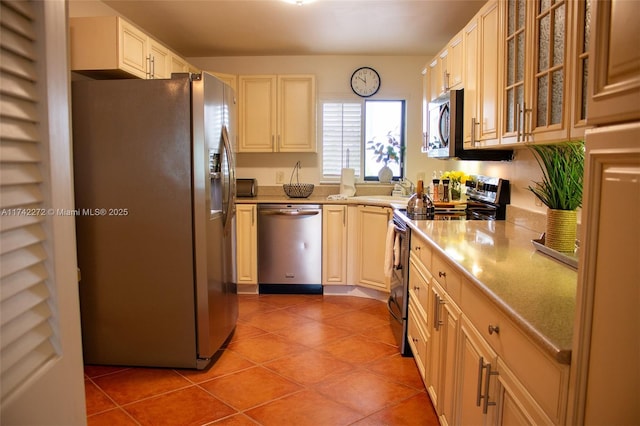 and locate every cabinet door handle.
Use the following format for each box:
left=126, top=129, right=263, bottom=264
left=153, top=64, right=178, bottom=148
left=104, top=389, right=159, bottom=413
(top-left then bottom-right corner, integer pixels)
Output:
left=476, top=357, right=485, bottom=407
left=470, top=117, right=477, bottom=147
left=488, top=324, right=500, bottom=335
left=515, top=103, right=522, bottom=142
left=476, top=357, right=499, bottom=414
left=438, top=271, right=446, bottom=278
left=434, top=294, right=446, bottom=331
